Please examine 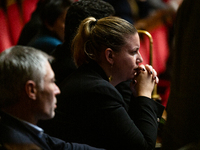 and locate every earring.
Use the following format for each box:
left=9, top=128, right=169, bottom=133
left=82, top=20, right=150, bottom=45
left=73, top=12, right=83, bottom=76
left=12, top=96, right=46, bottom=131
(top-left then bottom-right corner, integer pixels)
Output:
left=109, top=64, right=113, bottom=82
left=109, top=75, right=113, bottom=82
